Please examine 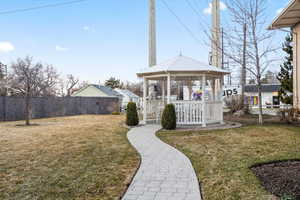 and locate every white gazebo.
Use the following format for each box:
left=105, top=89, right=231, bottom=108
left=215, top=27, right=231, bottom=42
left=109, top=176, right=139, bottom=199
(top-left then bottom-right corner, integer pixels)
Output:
left=137, top=55, right=230, bottom=127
